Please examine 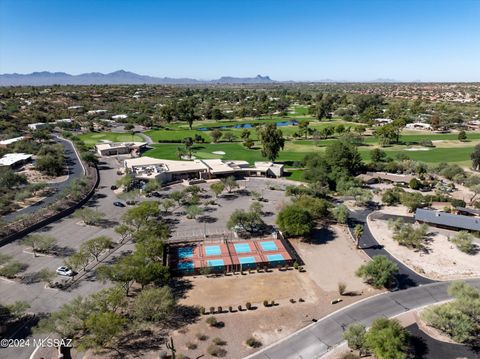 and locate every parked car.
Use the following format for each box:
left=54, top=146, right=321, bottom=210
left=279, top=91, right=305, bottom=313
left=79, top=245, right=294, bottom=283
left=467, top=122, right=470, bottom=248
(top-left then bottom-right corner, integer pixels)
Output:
left=56, top=266, right=73, bottom=276
left=113, top=201, right=125, bottom=207
left=110, top=185, right=118, bottom=190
